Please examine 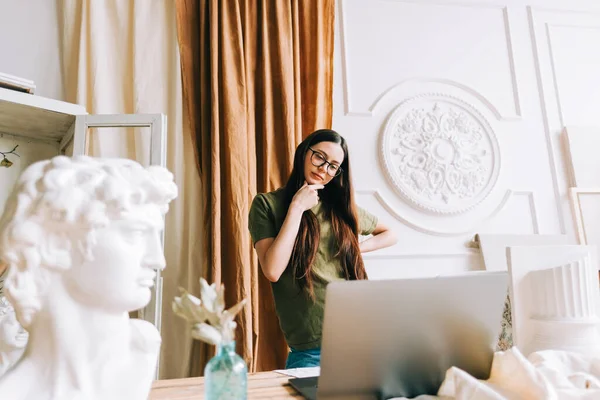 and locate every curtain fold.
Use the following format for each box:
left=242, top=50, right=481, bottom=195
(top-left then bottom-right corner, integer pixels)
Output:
left=58, top=0, right=204, bottom=379
left=175, top=0, right=335, bottom=374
